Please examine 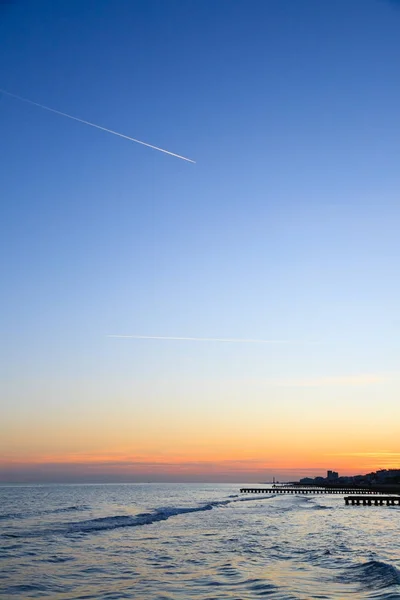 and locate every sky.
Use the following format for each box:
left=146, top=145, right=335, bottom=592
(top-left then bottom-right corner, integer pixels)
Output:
left=1, top=0, right=400, bottom=483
